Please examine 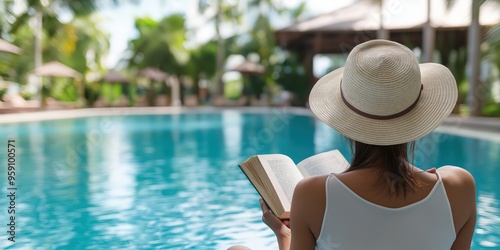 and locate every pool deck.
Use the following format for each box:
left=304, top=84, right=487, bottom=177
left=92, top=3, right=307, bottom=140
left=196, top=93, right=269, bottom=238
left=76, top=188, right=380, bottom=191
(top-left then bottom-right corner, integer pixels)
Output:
left=0, top=107, right=499, bottom=141
left=436, top=115, right=500, bottom=142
